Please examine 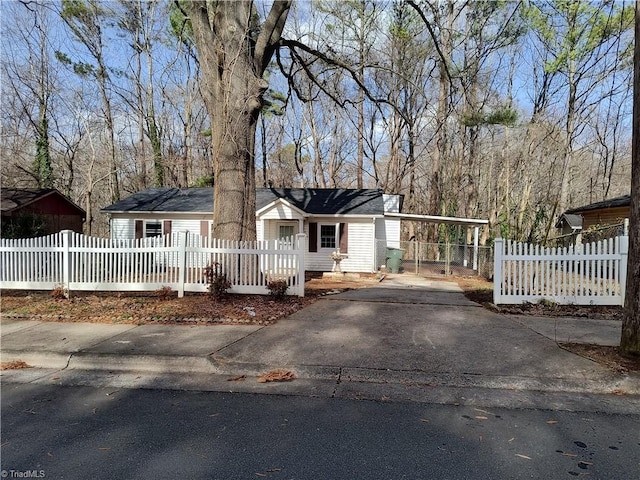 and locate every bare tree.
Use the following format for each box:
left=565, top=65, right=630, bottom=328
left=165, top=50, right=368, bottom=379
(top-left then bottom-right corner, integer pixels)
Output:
left=2, top=1, right=56, bottom=188
left=181, top=1, right=291, bottom=241
left=58, top=0, right=121, bottom=202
